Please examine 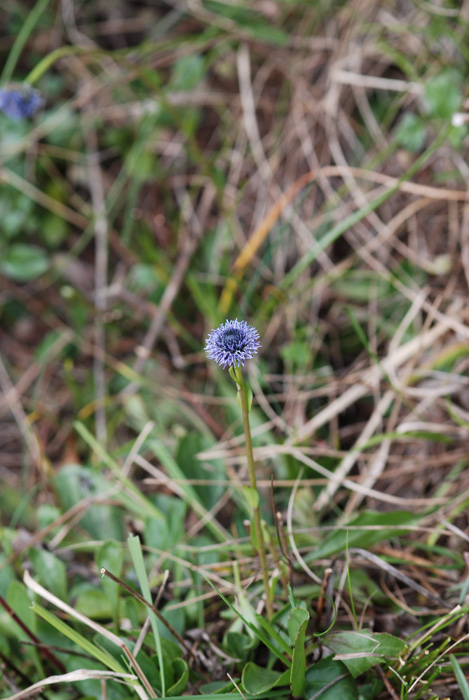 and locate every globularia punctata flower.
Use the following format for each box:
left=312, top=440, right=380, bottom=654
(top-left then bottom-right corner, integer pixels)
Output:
left=205, top=319, right=261, bottom=369
left=205, top=317, right=272, bottom=615
left=0, top=84, right=43, bottom=120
